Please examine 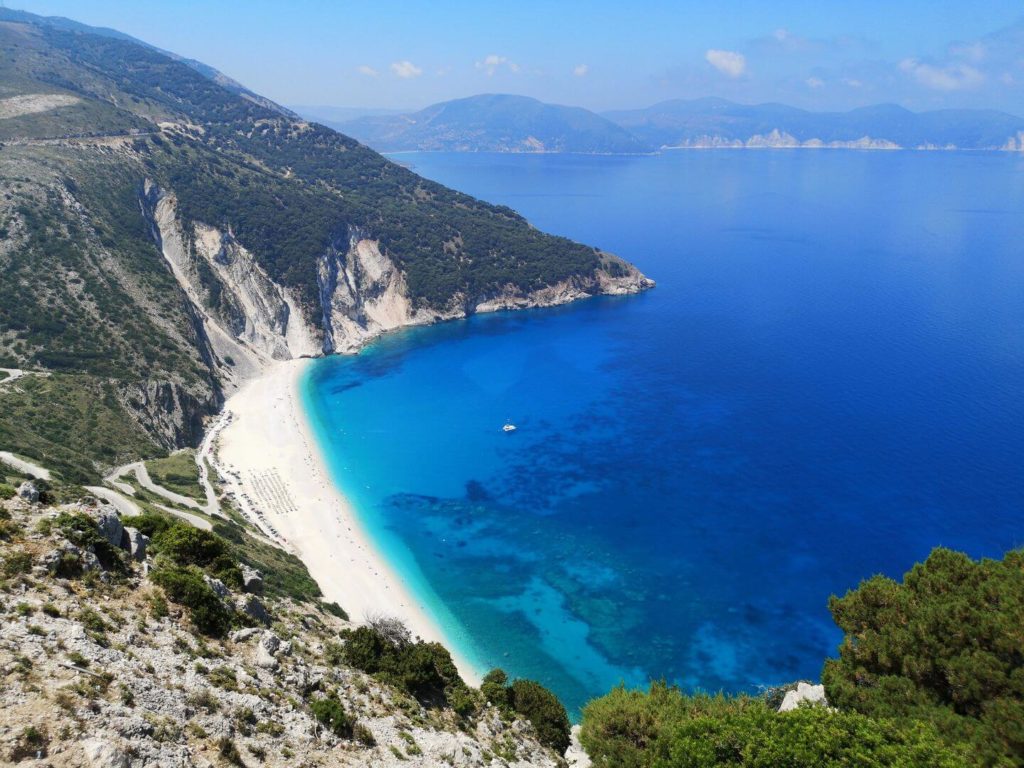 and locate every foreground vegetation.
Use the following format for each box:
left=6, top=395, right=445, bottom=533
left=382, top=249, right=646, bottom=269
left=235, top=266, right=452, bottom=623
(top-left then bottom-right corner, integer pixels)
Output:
left=580, top=546, right=1024, bottom=767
